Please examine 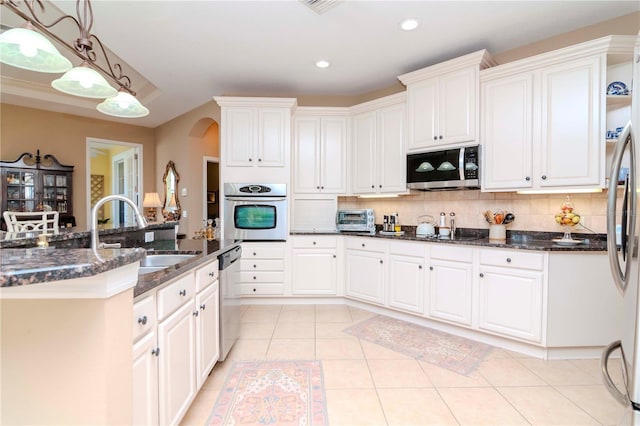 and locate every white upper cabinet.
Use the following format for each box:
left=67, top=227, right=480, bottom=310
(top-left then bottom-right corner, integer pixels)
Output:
left=293, top=109, right=348, bottom=194
left=214, top=97, right=297, bottom=183
left=350, top=93, right=407, bottom=195
left=481, top=36, right=636, bottom=192
left=398, top=50, right=495, bottom=152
